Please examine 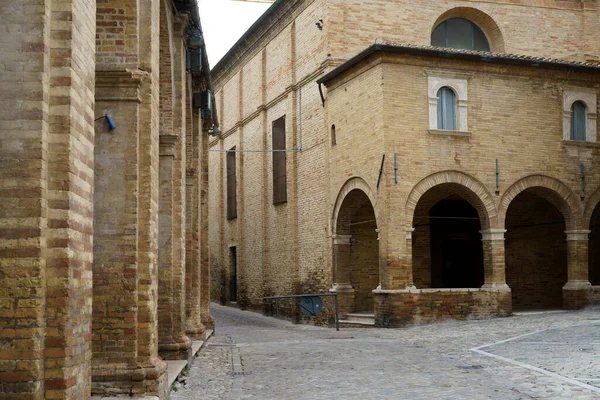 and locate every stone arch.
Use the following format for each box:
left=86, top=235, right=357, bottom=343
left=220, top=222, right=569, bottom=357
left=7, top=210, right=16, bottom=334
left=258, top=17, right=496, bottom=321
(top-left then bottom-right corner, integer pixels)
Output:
left=583, top=186, right=600, bottom=229
left=499, top=175, right=582, bottom=230
left=432, top=7, right=505, bottom=53
left=406, top=171, right=497, bottom=229
left=332, top=177, right=378, bottom=234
